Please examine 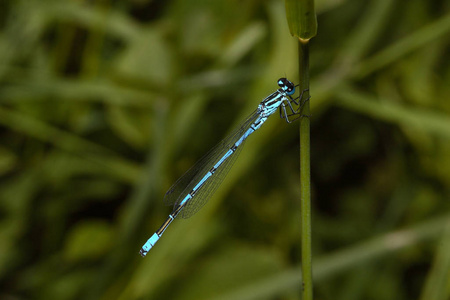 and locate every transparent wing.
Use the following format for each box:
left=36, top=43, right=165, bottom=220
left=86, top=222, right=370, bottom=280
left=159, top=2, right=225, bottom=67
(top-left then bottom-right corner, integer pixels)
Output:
left=163, top=109, right=260, bottom=218
left=179, top=128, right=248, bottom=218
